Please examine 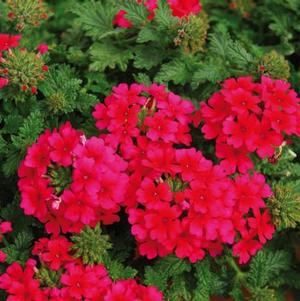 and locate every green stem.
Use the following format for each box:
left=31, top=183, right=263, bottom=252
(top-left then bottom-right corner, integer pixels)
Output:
left=227, top=256, right=246, bottom=282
